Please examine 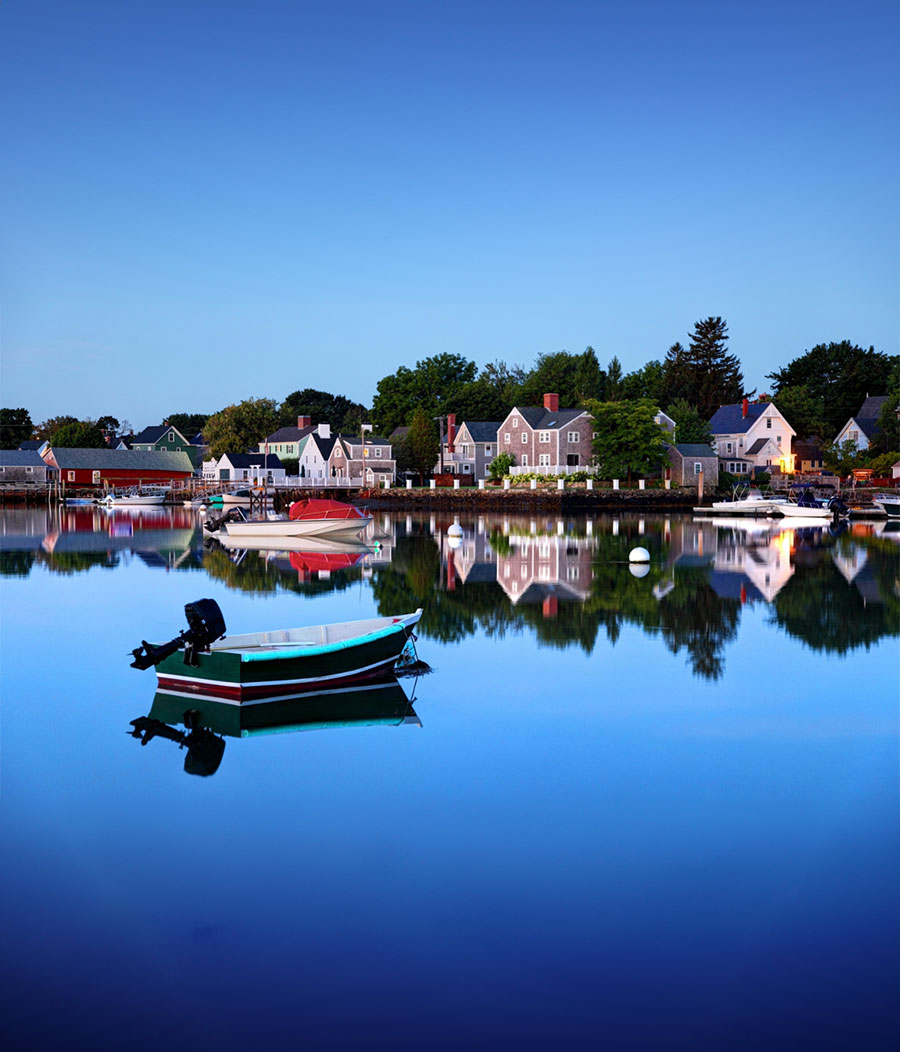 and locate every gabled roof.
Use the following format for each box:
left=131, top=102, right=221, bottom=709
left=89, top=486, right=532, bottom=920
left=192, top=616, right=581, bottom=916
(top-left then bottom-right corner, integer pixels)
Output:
left=669, top=443, right=717, bottom=457
left=745, top=438, right=772, bottom=455
left=508, top=407, right=588, bottom=430
left=48, top=448, right=194, bottom=472
left=220, top=452, right=284, bottom=469
left=18, top=440, right=42, bottom=450
left=264, top=424, right=316, bottom=443
left=132, top=424, right=195, bottom=445
left=856, top=395, right=887, bottom=421
left=708, top=402, right=773, bottom=434
left=459, top=421, right=501, bottom=443
left=0, top=450, right=47, bottom=466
